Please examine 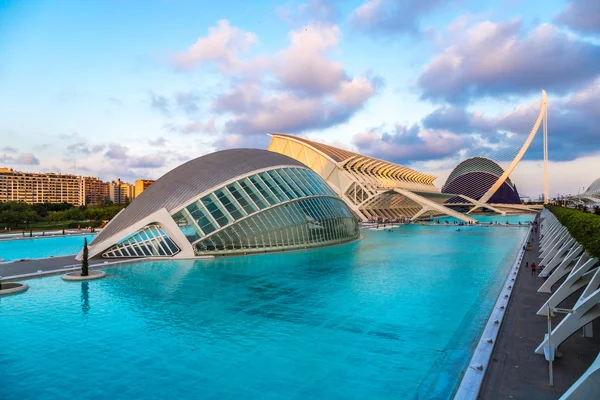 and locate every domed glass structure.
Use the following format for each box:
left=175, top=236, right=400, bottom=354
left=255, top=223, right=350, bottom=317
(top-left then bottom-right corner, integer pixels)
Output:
left=83, top=149, right=359, bottom=259
left=442, top=157, right=521, bottom=204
